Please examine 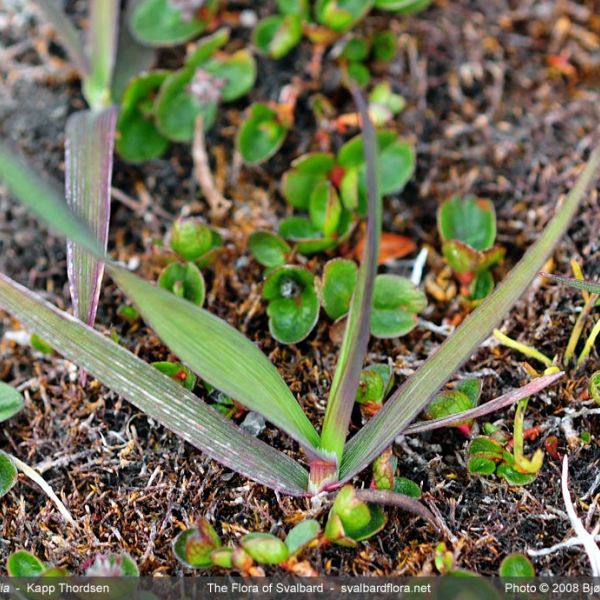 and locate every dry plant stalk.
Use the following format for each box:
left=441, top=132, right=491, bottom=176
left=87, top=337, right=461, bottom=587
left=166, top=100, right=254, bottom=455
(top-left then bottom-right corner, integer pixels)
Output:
left=193, top=115, right=232, bottom=220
